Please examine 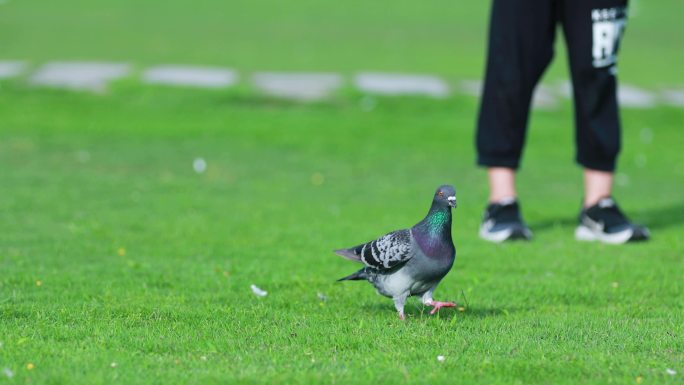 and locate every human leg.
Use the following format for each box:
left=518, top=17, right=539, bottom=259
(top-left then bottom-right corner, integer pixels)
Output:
left=476, top=0, right=558, bottom=242
left=476, top=0, right=559, bottom=170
